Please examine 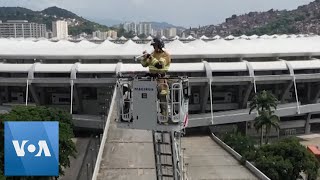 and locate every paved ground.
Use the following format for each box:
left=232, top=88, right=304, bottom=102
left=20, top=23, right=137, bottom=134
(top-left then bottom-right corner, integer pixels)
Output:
left=96, top=106, right=258, bottom=179
left=59, top=138, right=91, bottom=180
left=58, top=136, right=101, bottom=180
left=298, top=134, right=320, bottom=147
left=181, top=136, right=258, bottom=180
